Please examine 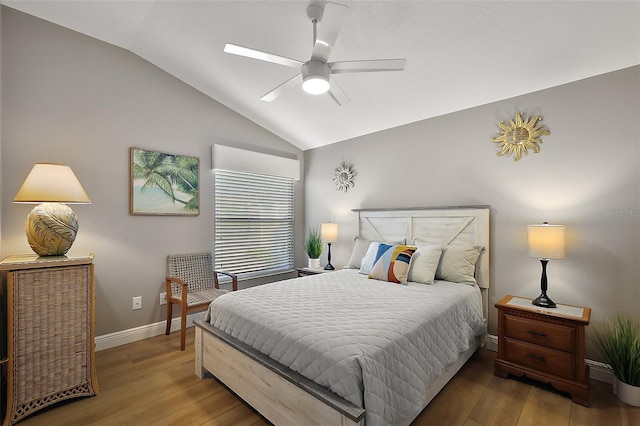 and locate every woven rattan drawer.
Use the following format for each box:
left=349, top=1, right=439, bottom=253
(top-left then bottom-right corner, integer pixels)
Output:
left=1, top=254, right=98, bottom=426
